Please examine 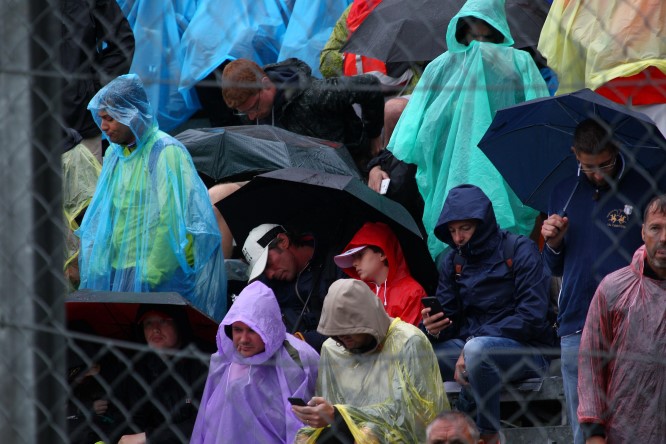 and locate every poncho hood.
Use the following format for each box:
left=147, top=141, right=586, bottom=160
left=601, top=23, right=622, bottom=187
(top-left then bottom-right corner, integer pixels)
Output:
left=338, top=222, right=411, bottom=285
left=219, top=281, right=287, bottom=365
left=87, top=74, right=157, bottom=150
left=434, top=184, right=501, bottom=259
left=318, top=279, right=392, bottom=346
left=446, top=0, right=514, bottom=53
